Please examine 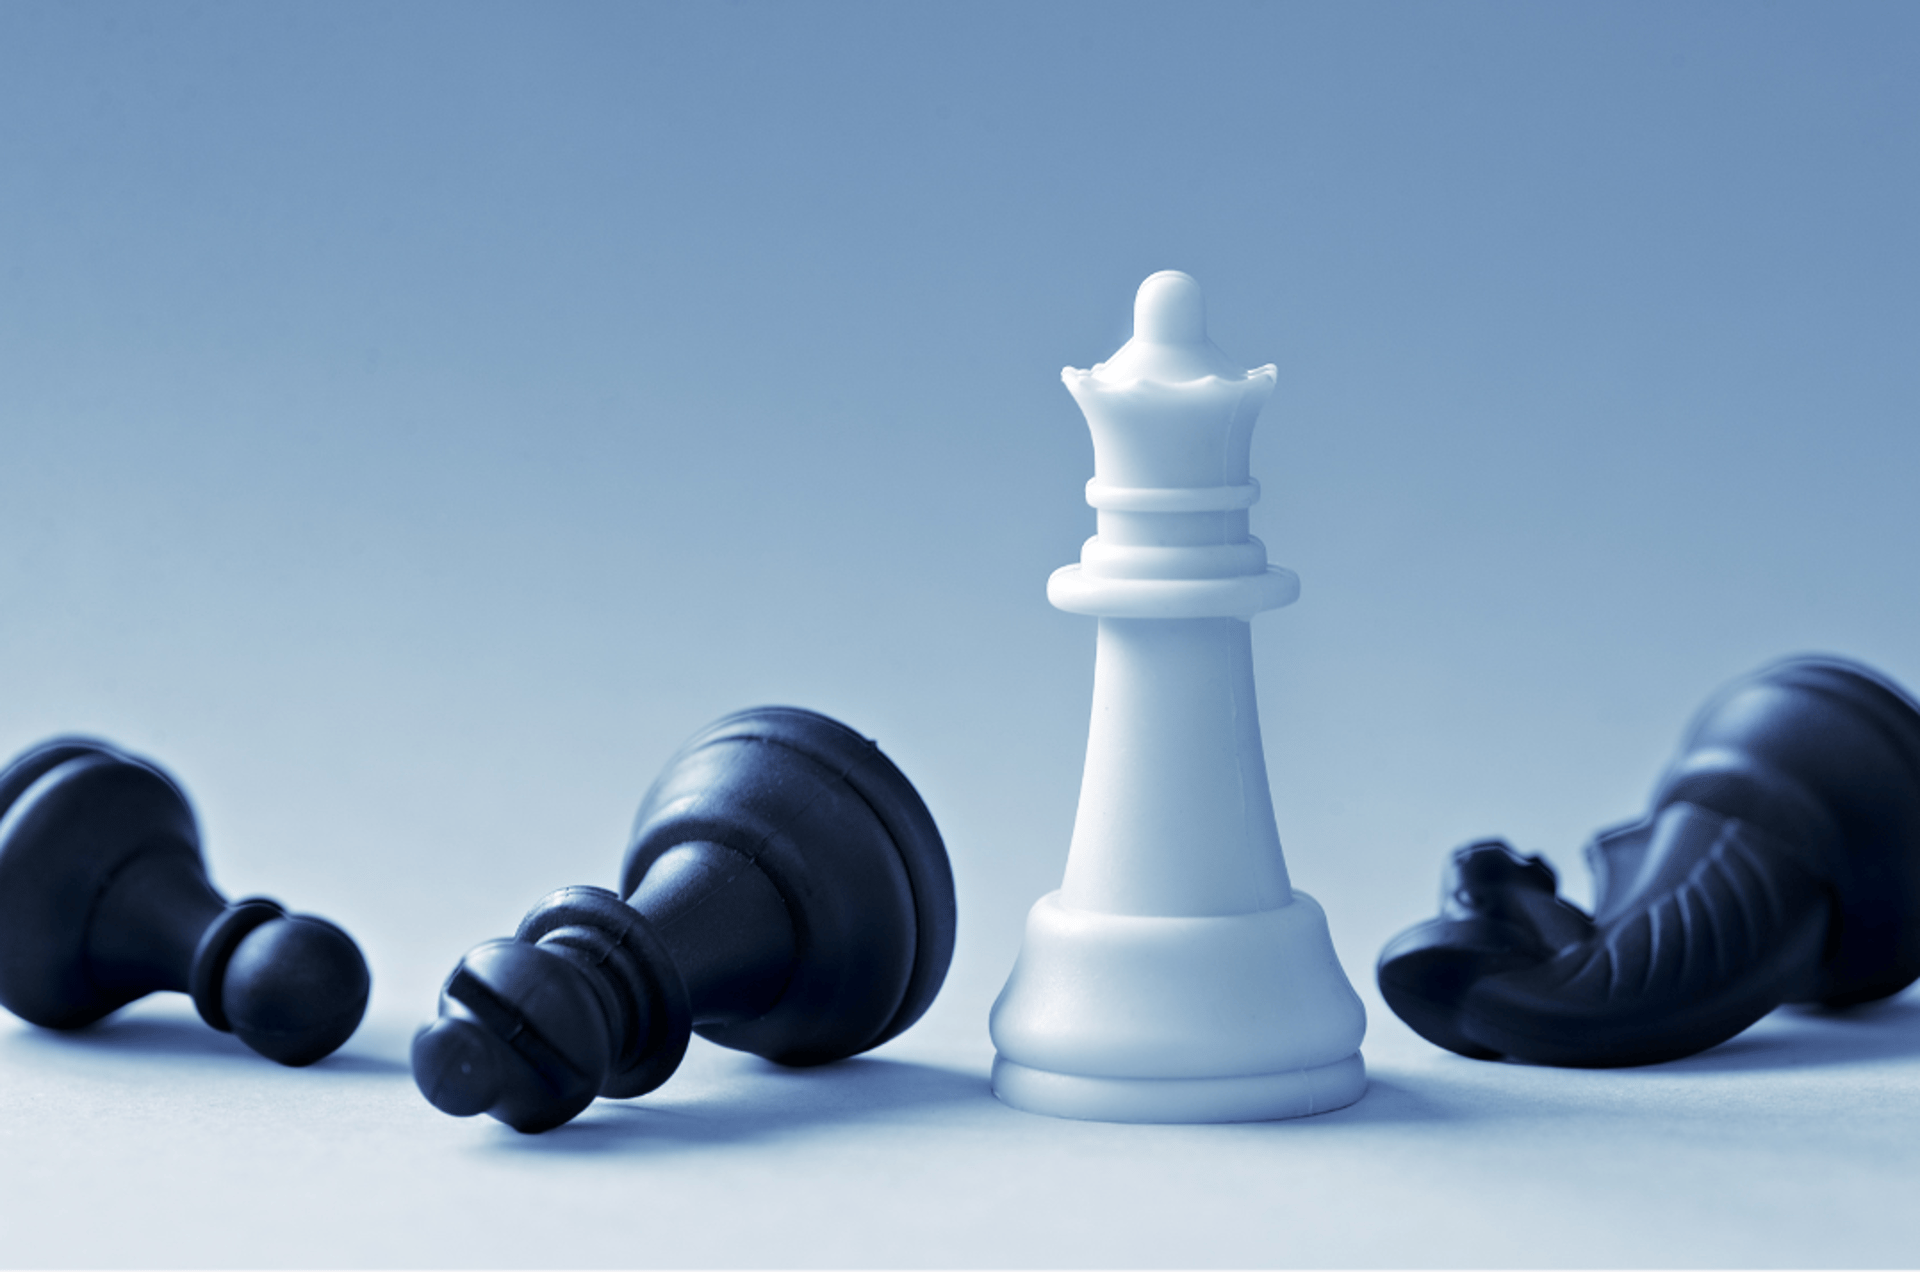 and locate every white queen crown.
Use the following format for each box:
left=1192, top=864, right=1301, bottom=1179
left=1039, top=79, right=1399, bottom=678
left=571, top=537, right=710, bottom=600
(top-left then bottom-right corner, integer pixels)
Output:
left=1049, top=271, right=1299, bottom=619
